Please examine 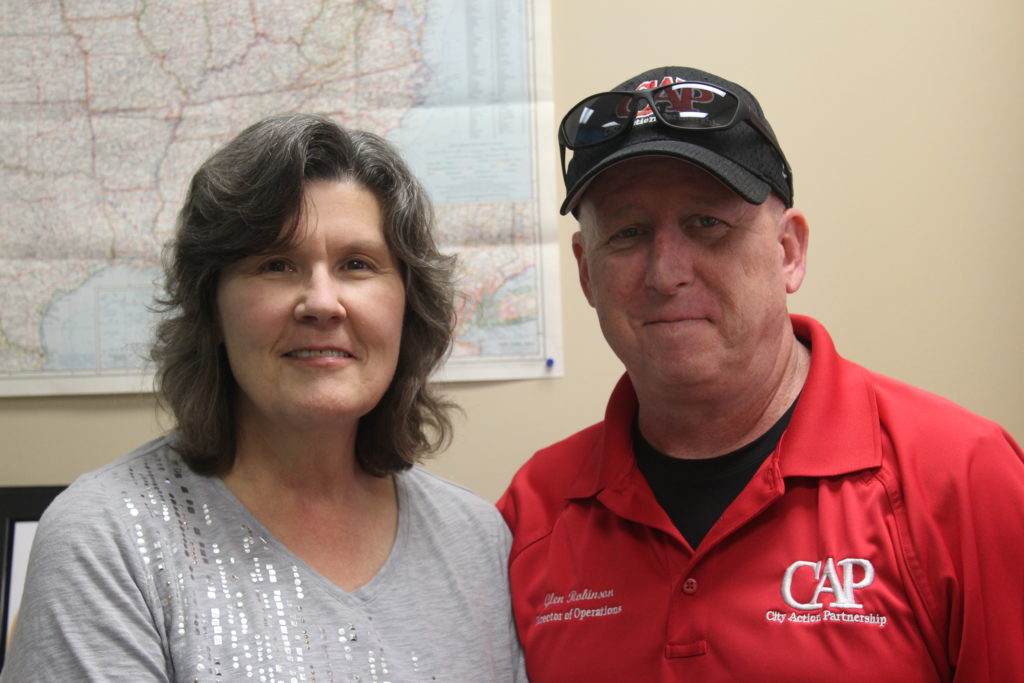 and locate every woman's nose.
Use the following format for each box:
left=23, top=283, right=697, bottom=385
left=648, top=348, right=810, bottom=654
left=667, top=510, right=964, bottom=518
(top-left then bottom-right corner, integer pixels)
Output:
left=294, top=269, right=346, bottom=323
